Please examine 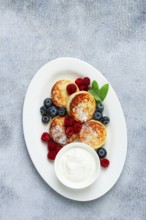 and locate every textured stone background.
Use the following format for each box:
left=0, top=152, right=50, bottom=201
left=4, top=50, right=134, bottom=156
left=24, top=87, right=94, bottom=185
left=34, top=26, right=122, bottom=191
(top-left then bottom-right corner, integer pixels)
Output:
left=0, top=0, right=146, bottom=219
